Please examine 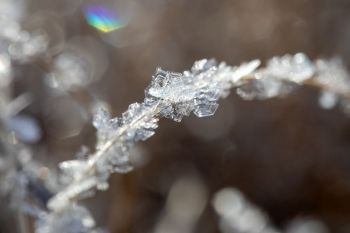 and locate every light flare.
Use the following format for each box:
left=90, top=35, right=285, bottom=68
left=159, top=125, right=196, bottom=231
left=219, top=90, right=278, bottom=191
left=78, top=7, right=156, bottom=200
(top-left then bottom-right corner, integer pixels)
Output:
left=84, top=5, right=125, bottom=33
